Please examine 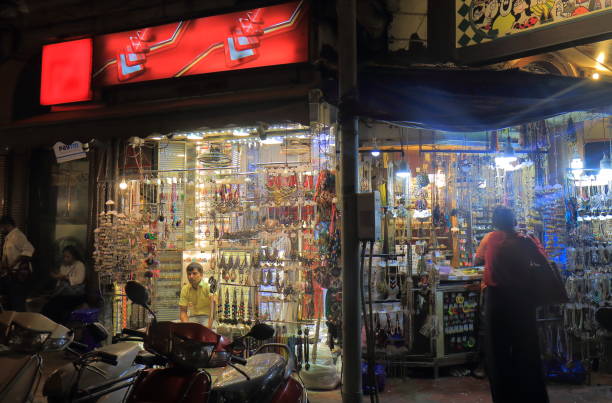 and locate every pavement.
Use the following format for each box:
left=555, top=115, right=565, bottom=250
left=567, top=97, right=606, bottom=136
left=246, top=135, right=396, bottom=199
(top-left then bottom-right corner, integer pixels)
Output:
left=308, top=375, right=612, bottom=403
left=23, top=352, right=612, bottom=403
